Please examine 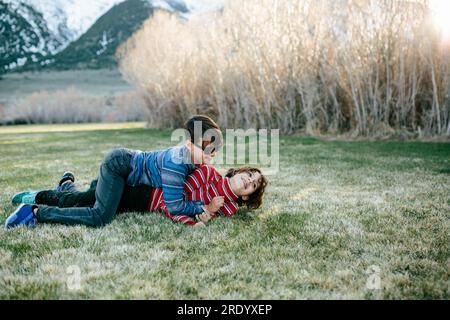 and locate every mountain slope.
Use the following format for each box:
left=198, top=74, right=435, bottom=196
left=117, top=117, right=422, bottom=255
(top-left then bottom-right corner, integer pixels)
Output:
left=1, top=0, right=128, bottom=73
left=0, top=1, right=63, bottom=73
left=1, top=0, right=224, bottom=73
left=20, top=0, right=125, bottom=46
left=47, top=0, right=154, bottom=70
left=44, top=0, right=195, bottom=70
